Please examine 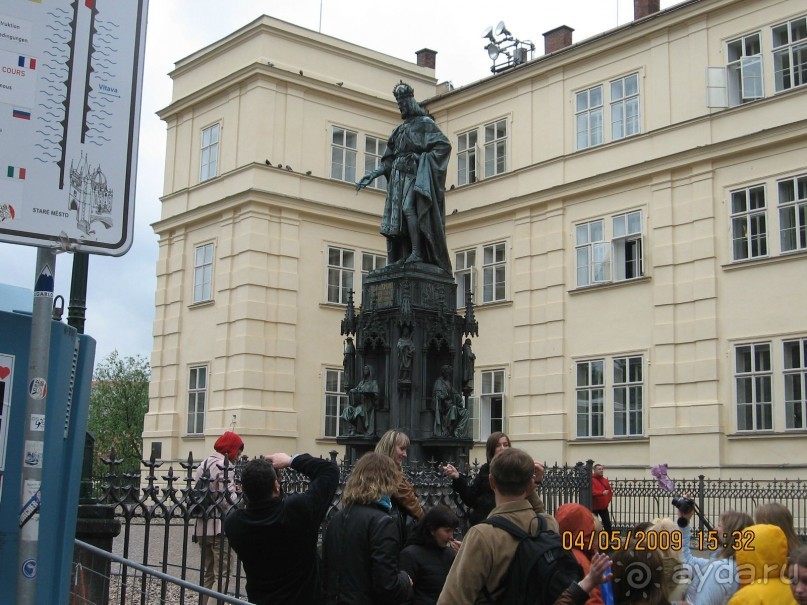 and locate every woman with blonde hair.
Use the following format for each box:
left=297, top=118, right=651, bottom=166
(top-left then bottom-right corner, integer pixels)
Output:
left=376, top=429, right=425, bottom=541
left=755, top=502, right=801, bottom=555
left=323, top=452, right=413, bottom=605
left=648, top=517, right=688, bottom=603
